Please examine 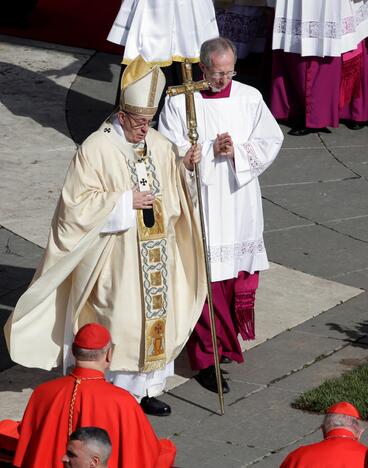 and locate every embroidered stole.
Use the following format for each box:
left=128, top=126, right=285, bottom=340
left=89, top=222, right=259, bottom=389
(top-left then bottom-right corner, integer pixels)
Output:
left=125, top=144, right=169, bottom=372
